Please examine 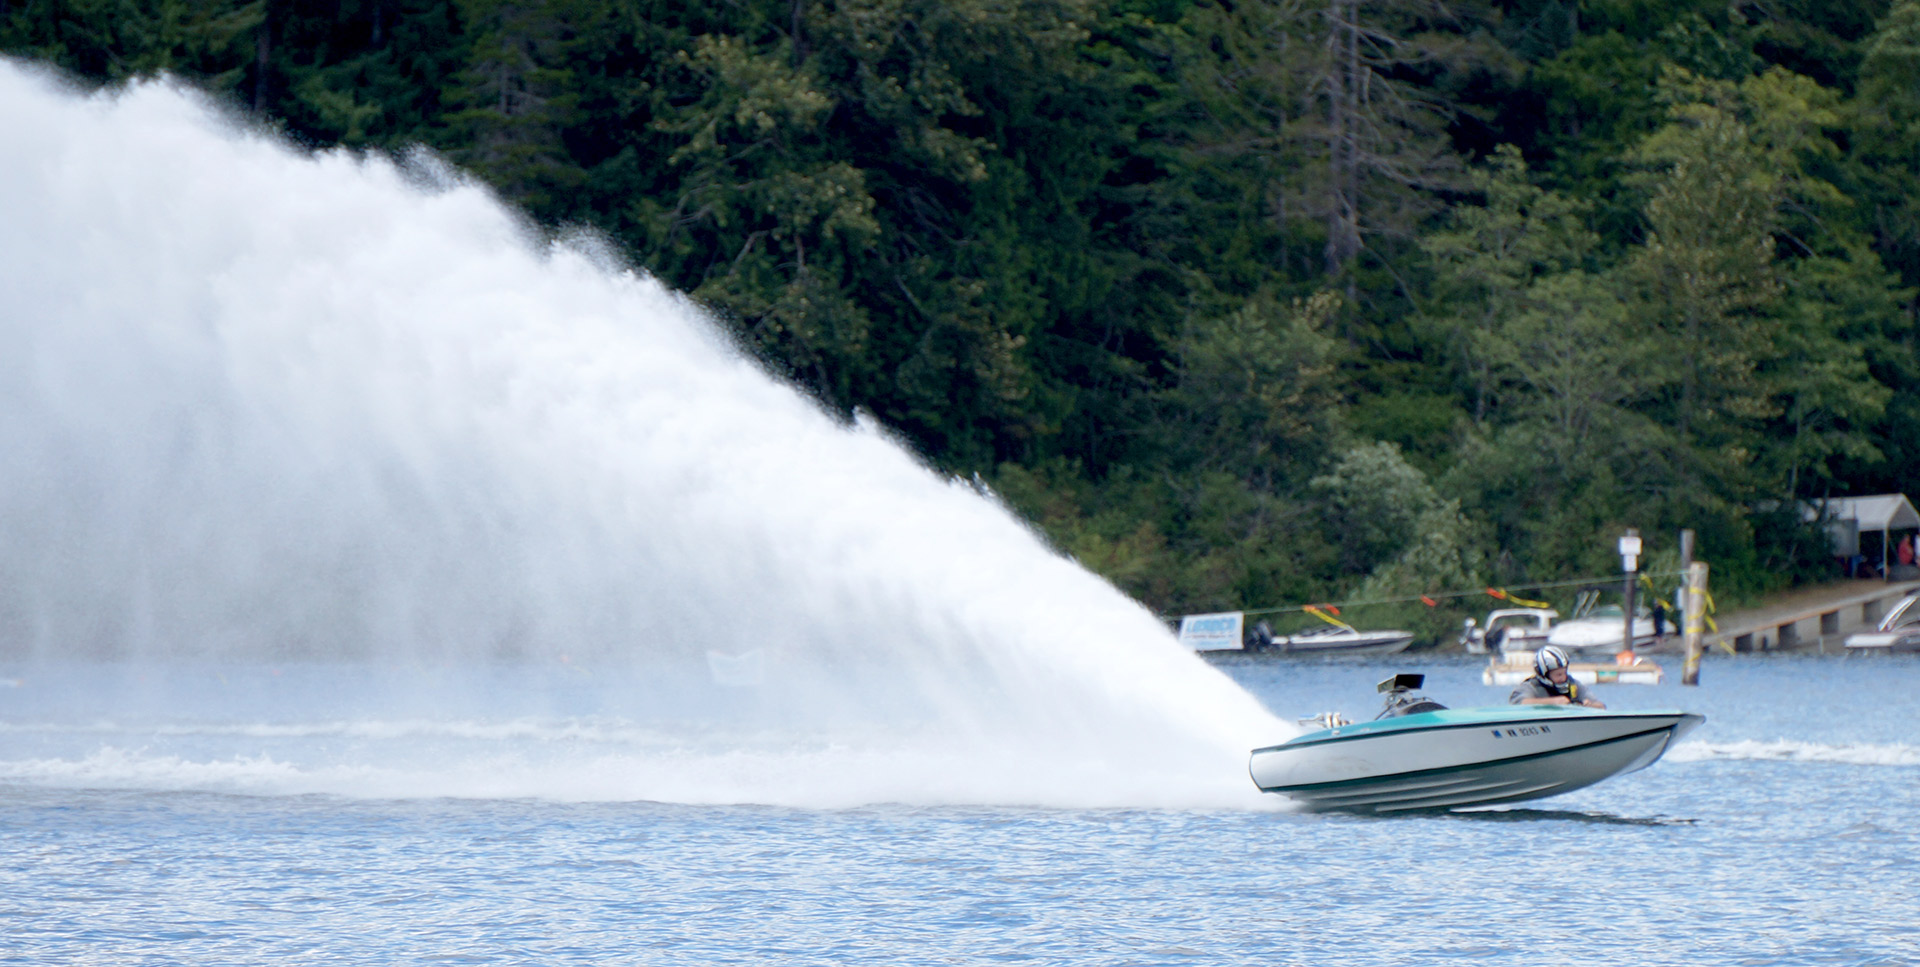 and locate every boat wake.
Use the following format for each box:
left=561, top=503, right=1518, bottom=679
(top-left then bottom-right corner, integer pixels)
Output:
left=0, top=721, right=1277, bottom=810
left=0, top=715, right=735, bottom=744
